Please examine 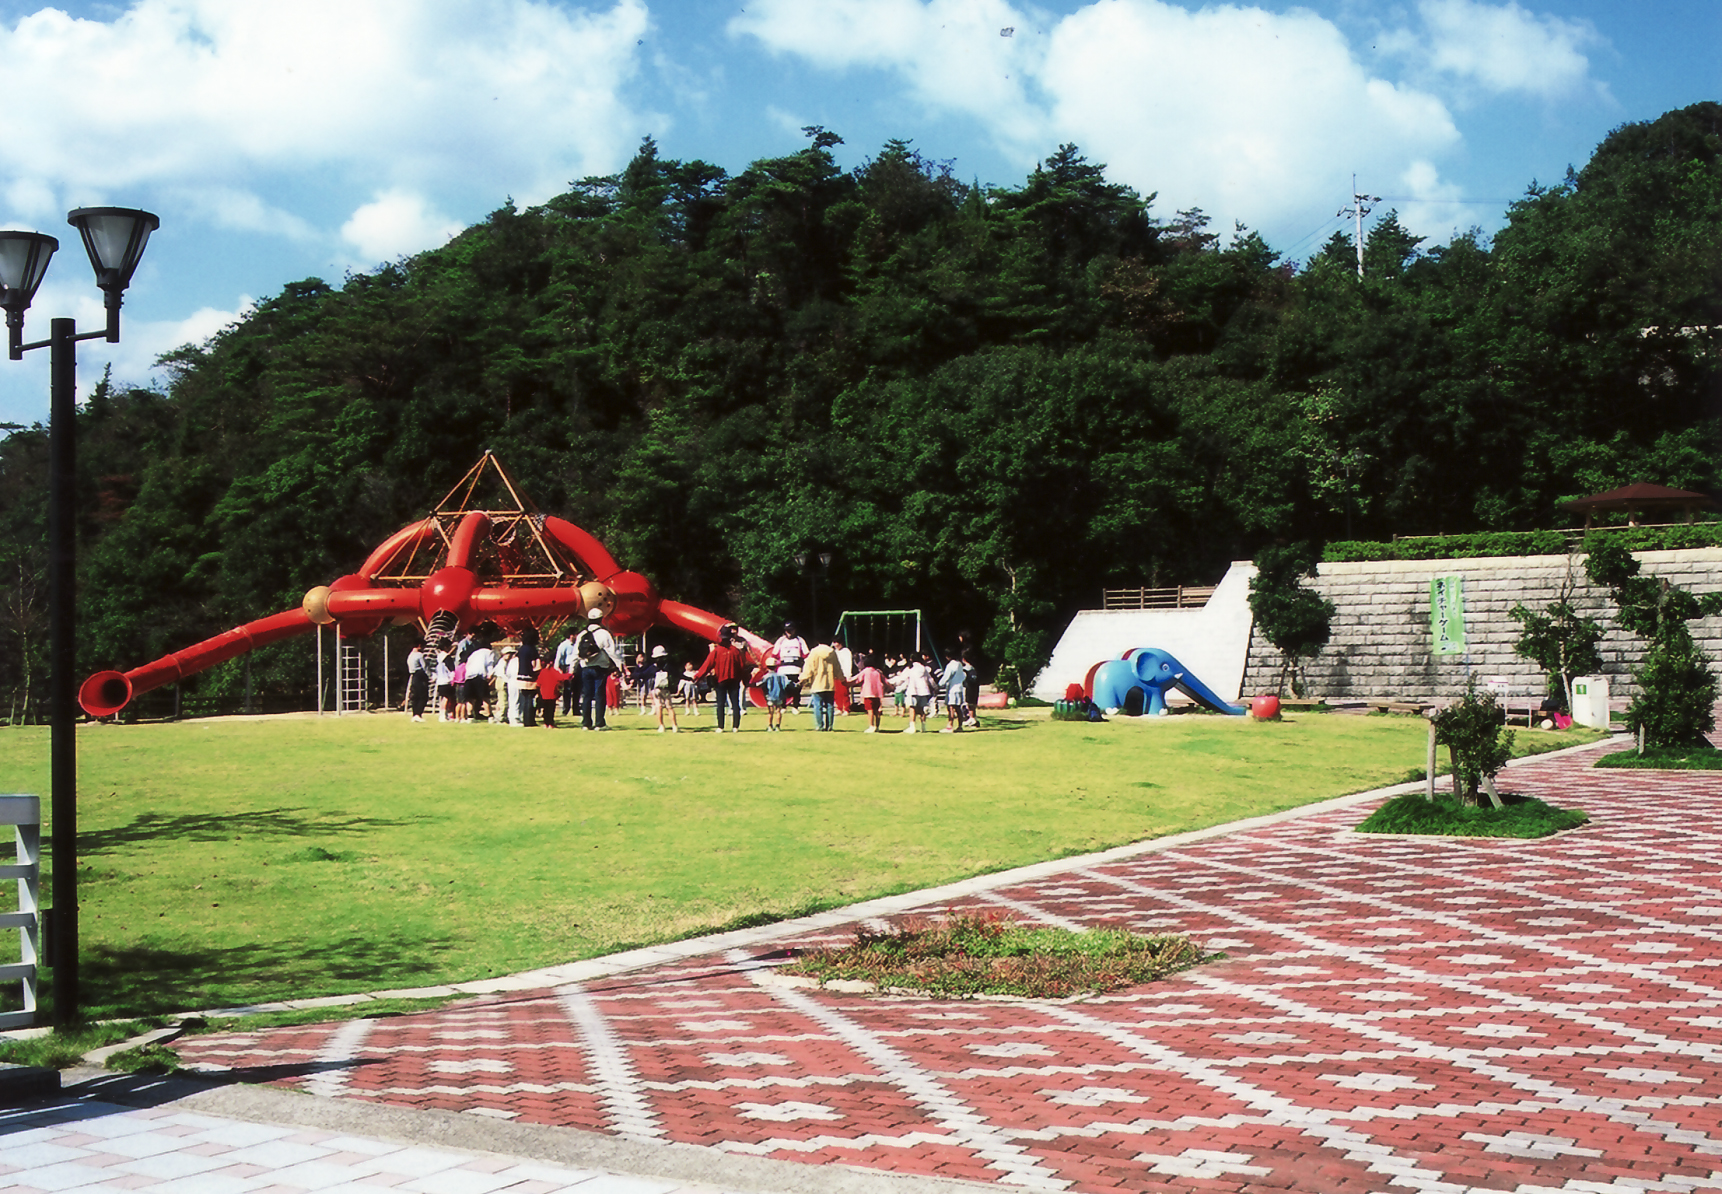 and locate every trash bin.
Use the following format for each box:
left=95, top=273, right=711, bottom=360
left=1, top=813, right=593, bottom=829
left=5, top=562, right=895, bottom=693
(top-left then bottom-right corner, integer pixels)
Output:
left=1570, top=675, right=1611, bottom=730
